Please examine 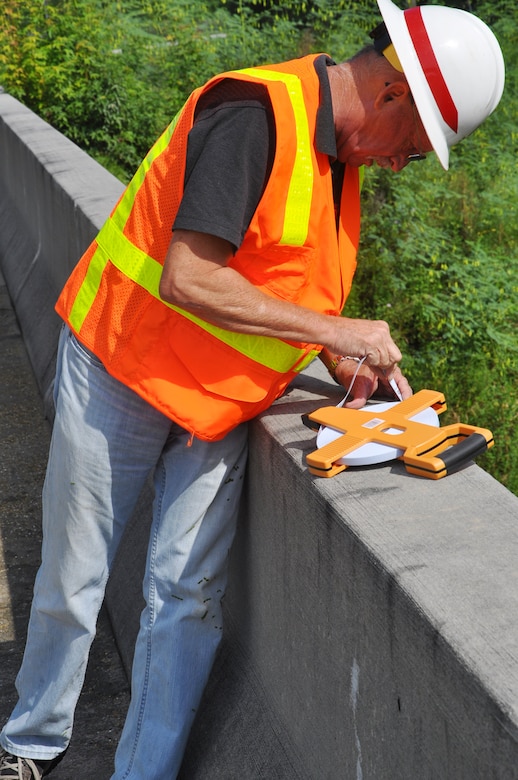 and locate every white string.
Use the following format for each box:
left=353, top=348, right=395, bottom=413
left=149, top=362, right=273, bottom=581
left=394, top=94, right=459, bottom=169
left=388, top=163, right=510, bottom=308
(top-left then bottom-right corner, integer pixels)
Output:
left=336, top=356, right=368, bottom=408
